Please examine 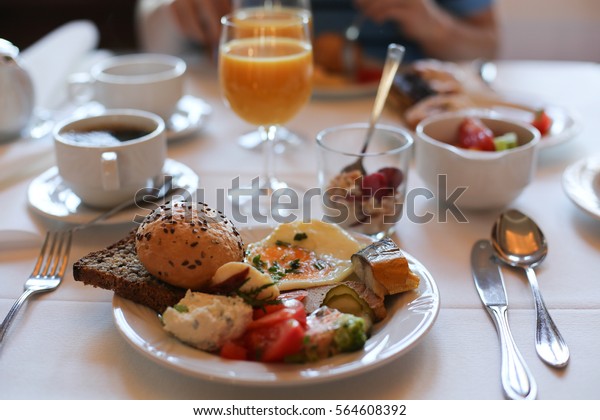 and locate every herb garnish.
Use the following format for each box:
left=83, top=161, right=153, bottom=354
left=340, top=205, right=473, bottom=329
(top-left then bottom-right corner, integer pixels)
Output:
left=268, top=261, right=286, bottom=280
left=286, top=258, right=301, bottom=273
left=294, top=232, right=308, bottom=241
left=313, top=260, right=326, bottom=270
left=173, top=304, right=189, bottom=313
left=236, top=279, right=281, bottom=309
left=251, top=255, right=266, bottom=272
